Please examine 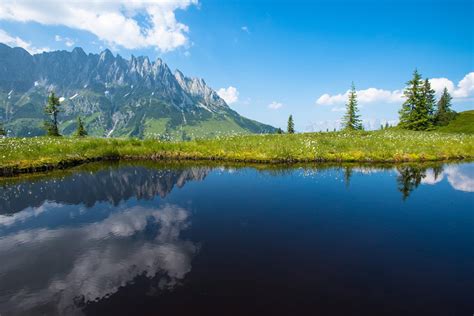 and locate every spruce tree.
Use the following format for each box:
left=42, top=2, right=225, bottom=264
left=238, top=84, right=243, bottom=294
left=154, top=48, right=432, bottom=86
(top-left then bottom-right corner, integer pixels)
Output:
left=287, top=115, right=295, bottom=134
left=421, top=78, right=436, bottom=128
left=0, top=122, right=6, bottom=136
left=276, top=128, right=283, bottom=134
left=75, top=116, right=88, bottom=137
left=342, top=82, right=362, bottom=130
left=44, top=92, right=62, bottom=136
left=399, top=70, right=434, bottom=130
left=434, top=87, right=456, bottom=126
left=399, top=70, right=422, bottom=130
